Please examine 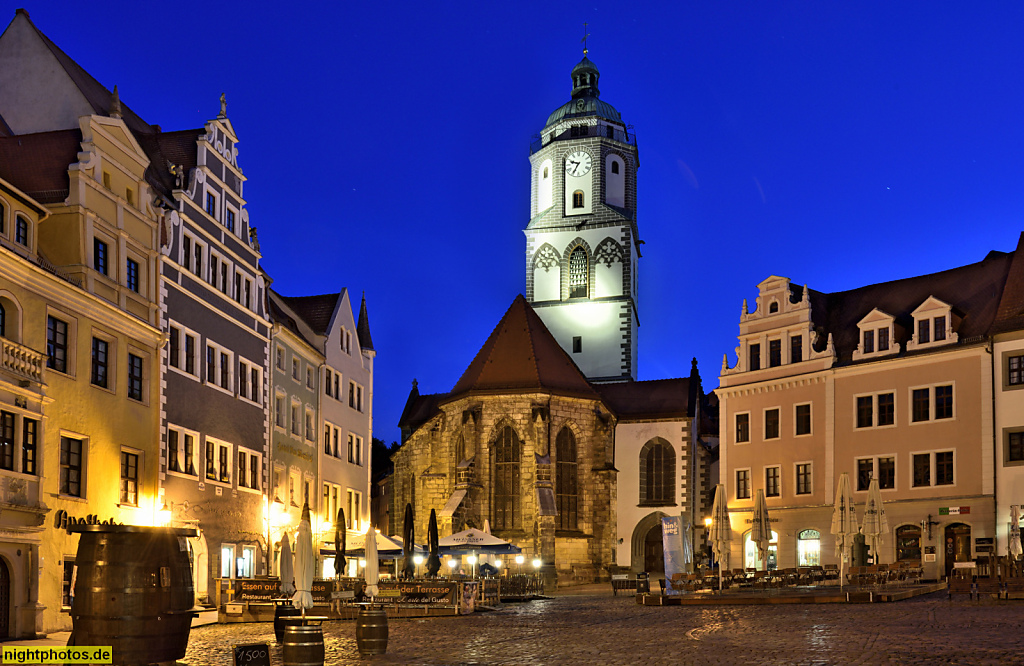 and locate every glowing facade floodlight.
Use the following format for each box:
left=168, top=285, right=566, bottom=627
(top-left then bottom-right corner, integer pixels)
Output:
left=413, top=554, right=424, bottom=566
left=704, top=517, right=713, bottom=528
left=447, top=558, right=458, bottom=569
left=515, top=554, right=525, bottom=565
left=494, top=559, right=502, bottom=568
left=467, top=555, right=477, bottom=565
left=532, top=558, right=542, bottom=569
